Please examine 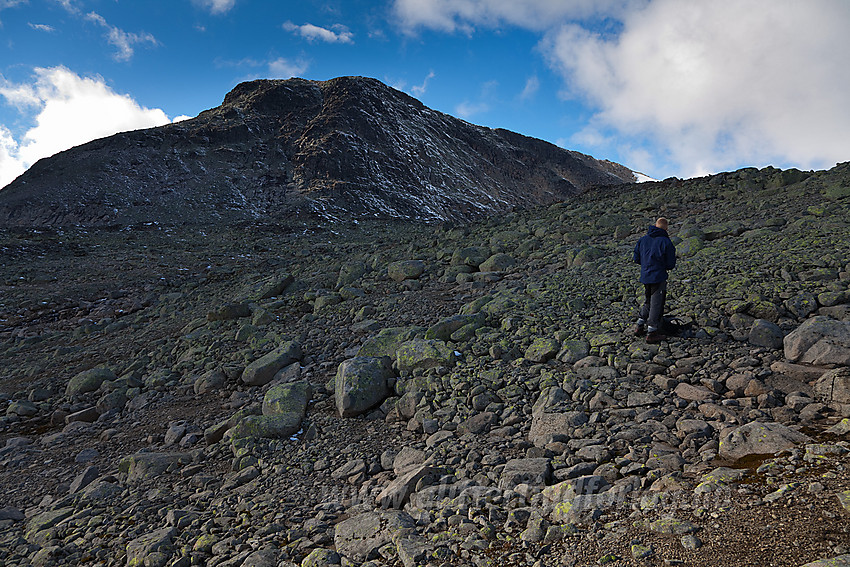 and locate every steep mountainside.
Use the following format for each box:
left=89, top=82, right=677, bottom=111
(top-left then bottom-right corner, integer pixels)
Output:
left=0, top=76, right=637, bottom=227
